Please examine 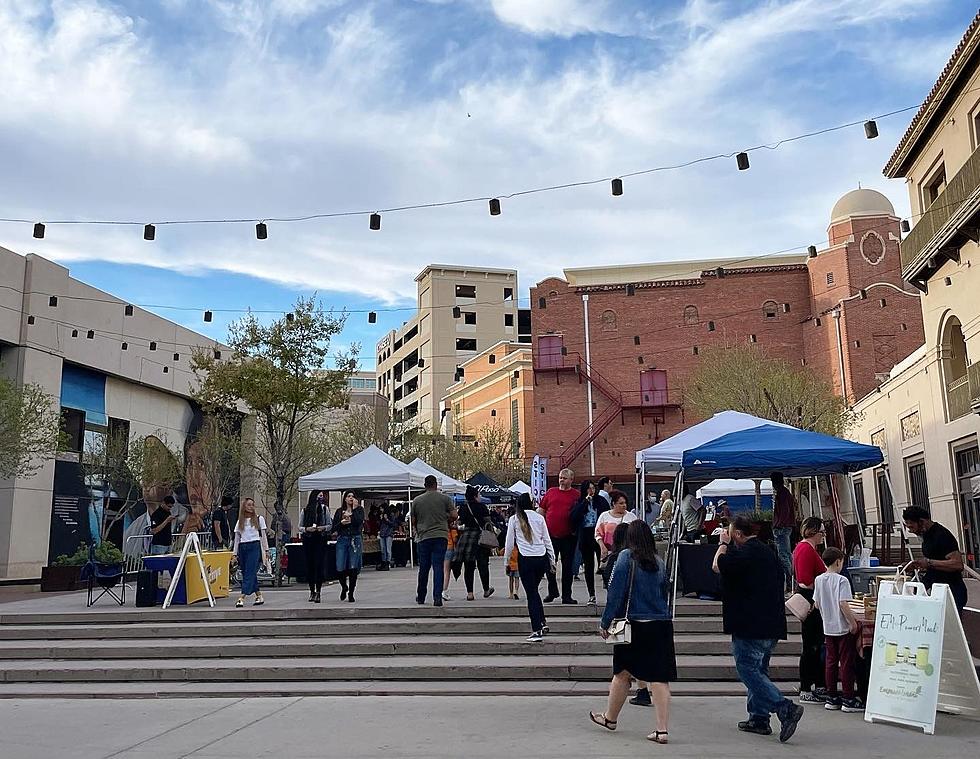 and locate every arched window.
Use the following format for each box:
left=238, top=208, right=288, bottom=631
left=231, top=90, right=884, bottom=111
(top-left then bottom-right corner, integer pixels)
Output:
left=683, top=305, right=699, bottom=325
left=763, top=300, right=778, bottom=319
left=600, top=309, right=617, bottom=331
